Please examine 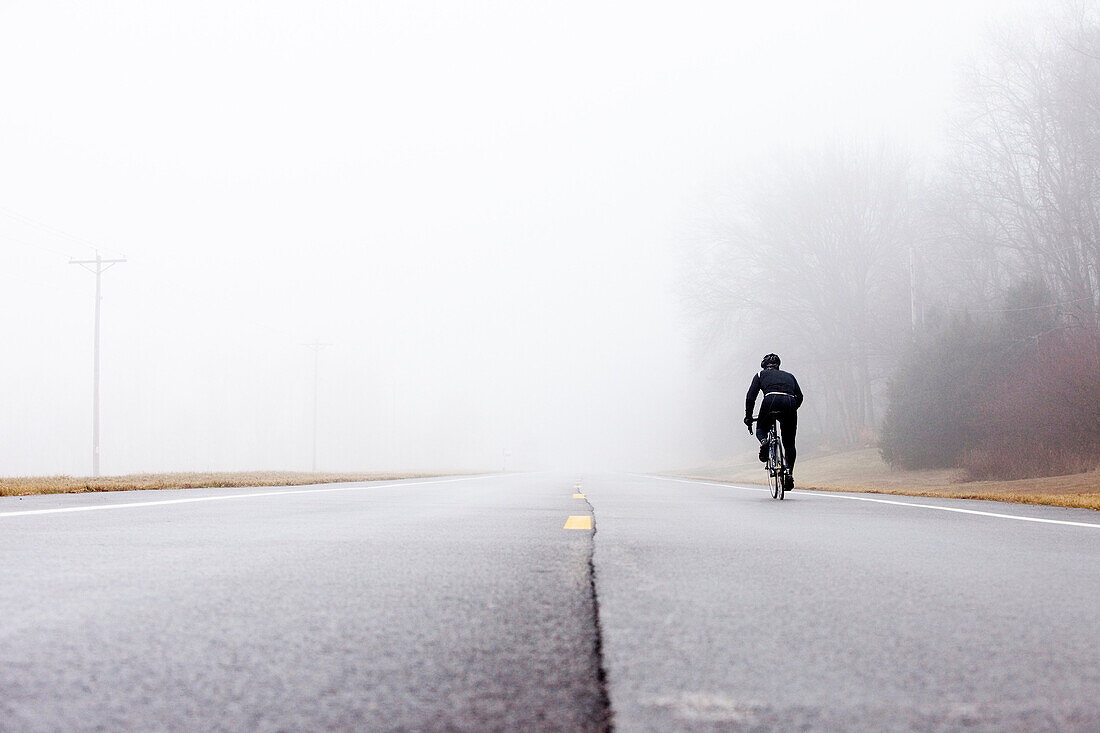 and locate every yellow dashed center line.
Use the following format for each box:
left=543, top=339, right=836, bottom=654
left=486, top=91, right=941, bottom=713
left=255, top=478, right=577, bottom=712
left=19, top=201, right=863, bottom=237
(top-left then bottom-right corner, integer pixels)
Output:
left=563, top=515, right=592, bottom=530
left=573, top=493, right=586, bottom=499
